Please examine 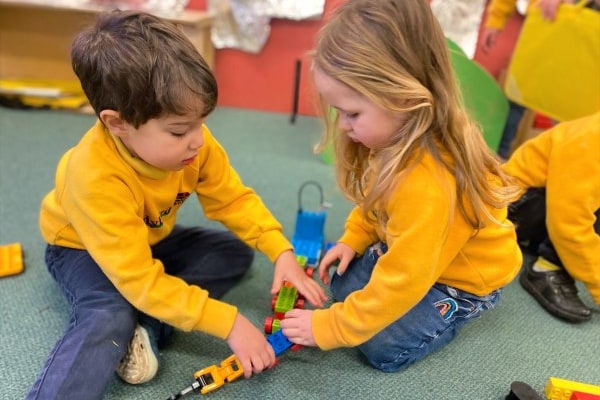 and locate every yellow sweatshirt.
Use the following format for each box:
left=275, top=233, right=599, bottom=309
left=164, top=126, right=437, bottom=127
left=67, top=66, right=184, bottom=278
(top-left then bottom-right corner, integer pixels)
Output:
left=485, top=0, right=534, bottom=29
left=312, top=151, right=522, bottom=349
left=503, top=112, right=600, bottom=304
left=40, top=120, right=292, bottom=340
